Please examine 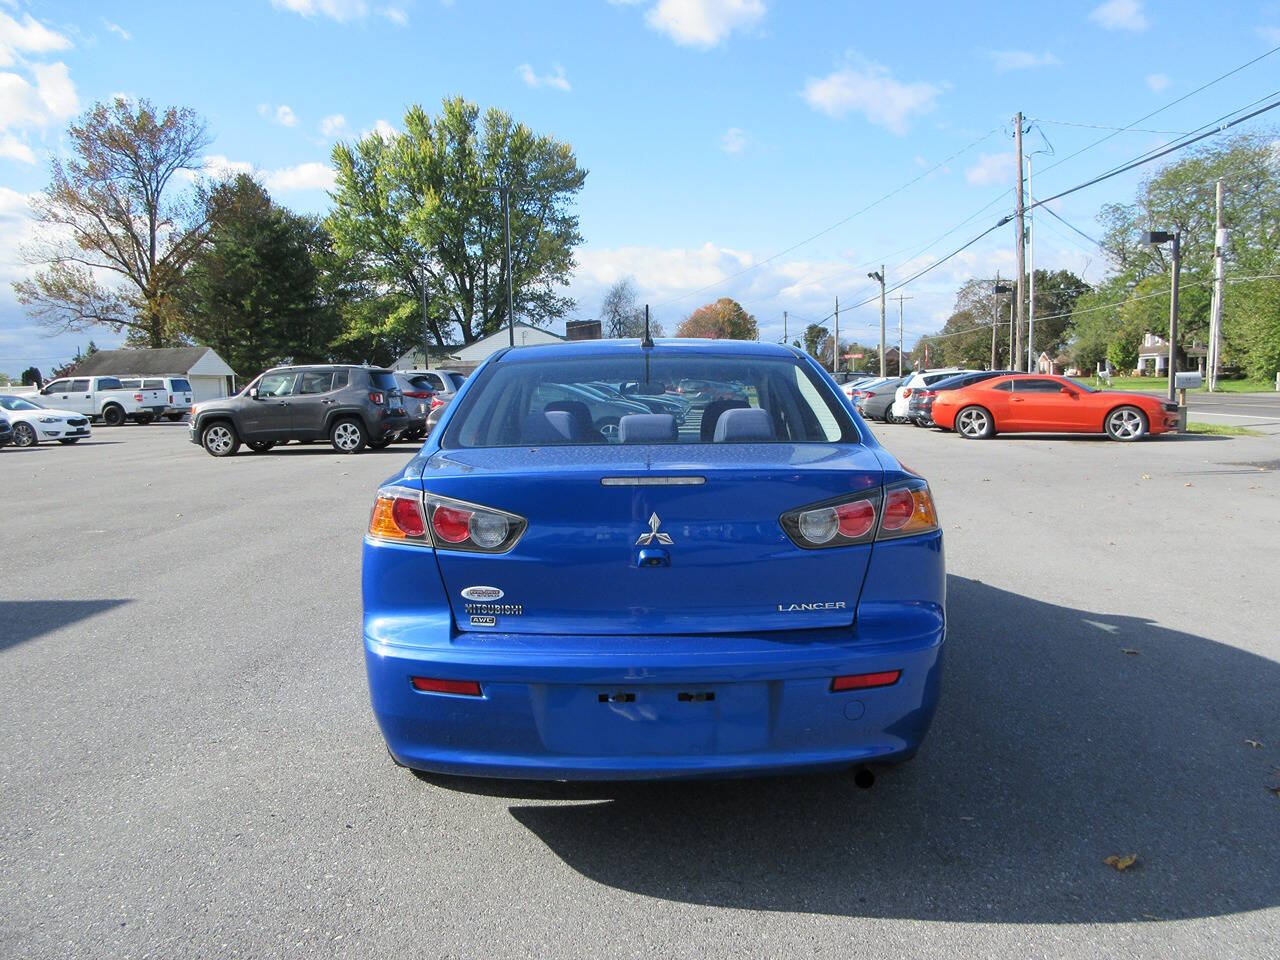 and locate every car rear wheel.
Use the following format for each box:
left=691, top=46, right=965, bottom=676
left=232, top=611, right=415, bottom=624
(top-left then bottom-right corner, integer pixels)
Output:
left=101, top=404, right=125, bottom=427
left=202, top=422, right=240, bottom=457
left=331, top=418, right=367, bottom=453
left=246, top=440, right=276, bottom=453
left=955, top=405, right=995, bottom=439
left=1105, top=405, right=1148, bottom=441
left=12, top=422, right=37, bottom=447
